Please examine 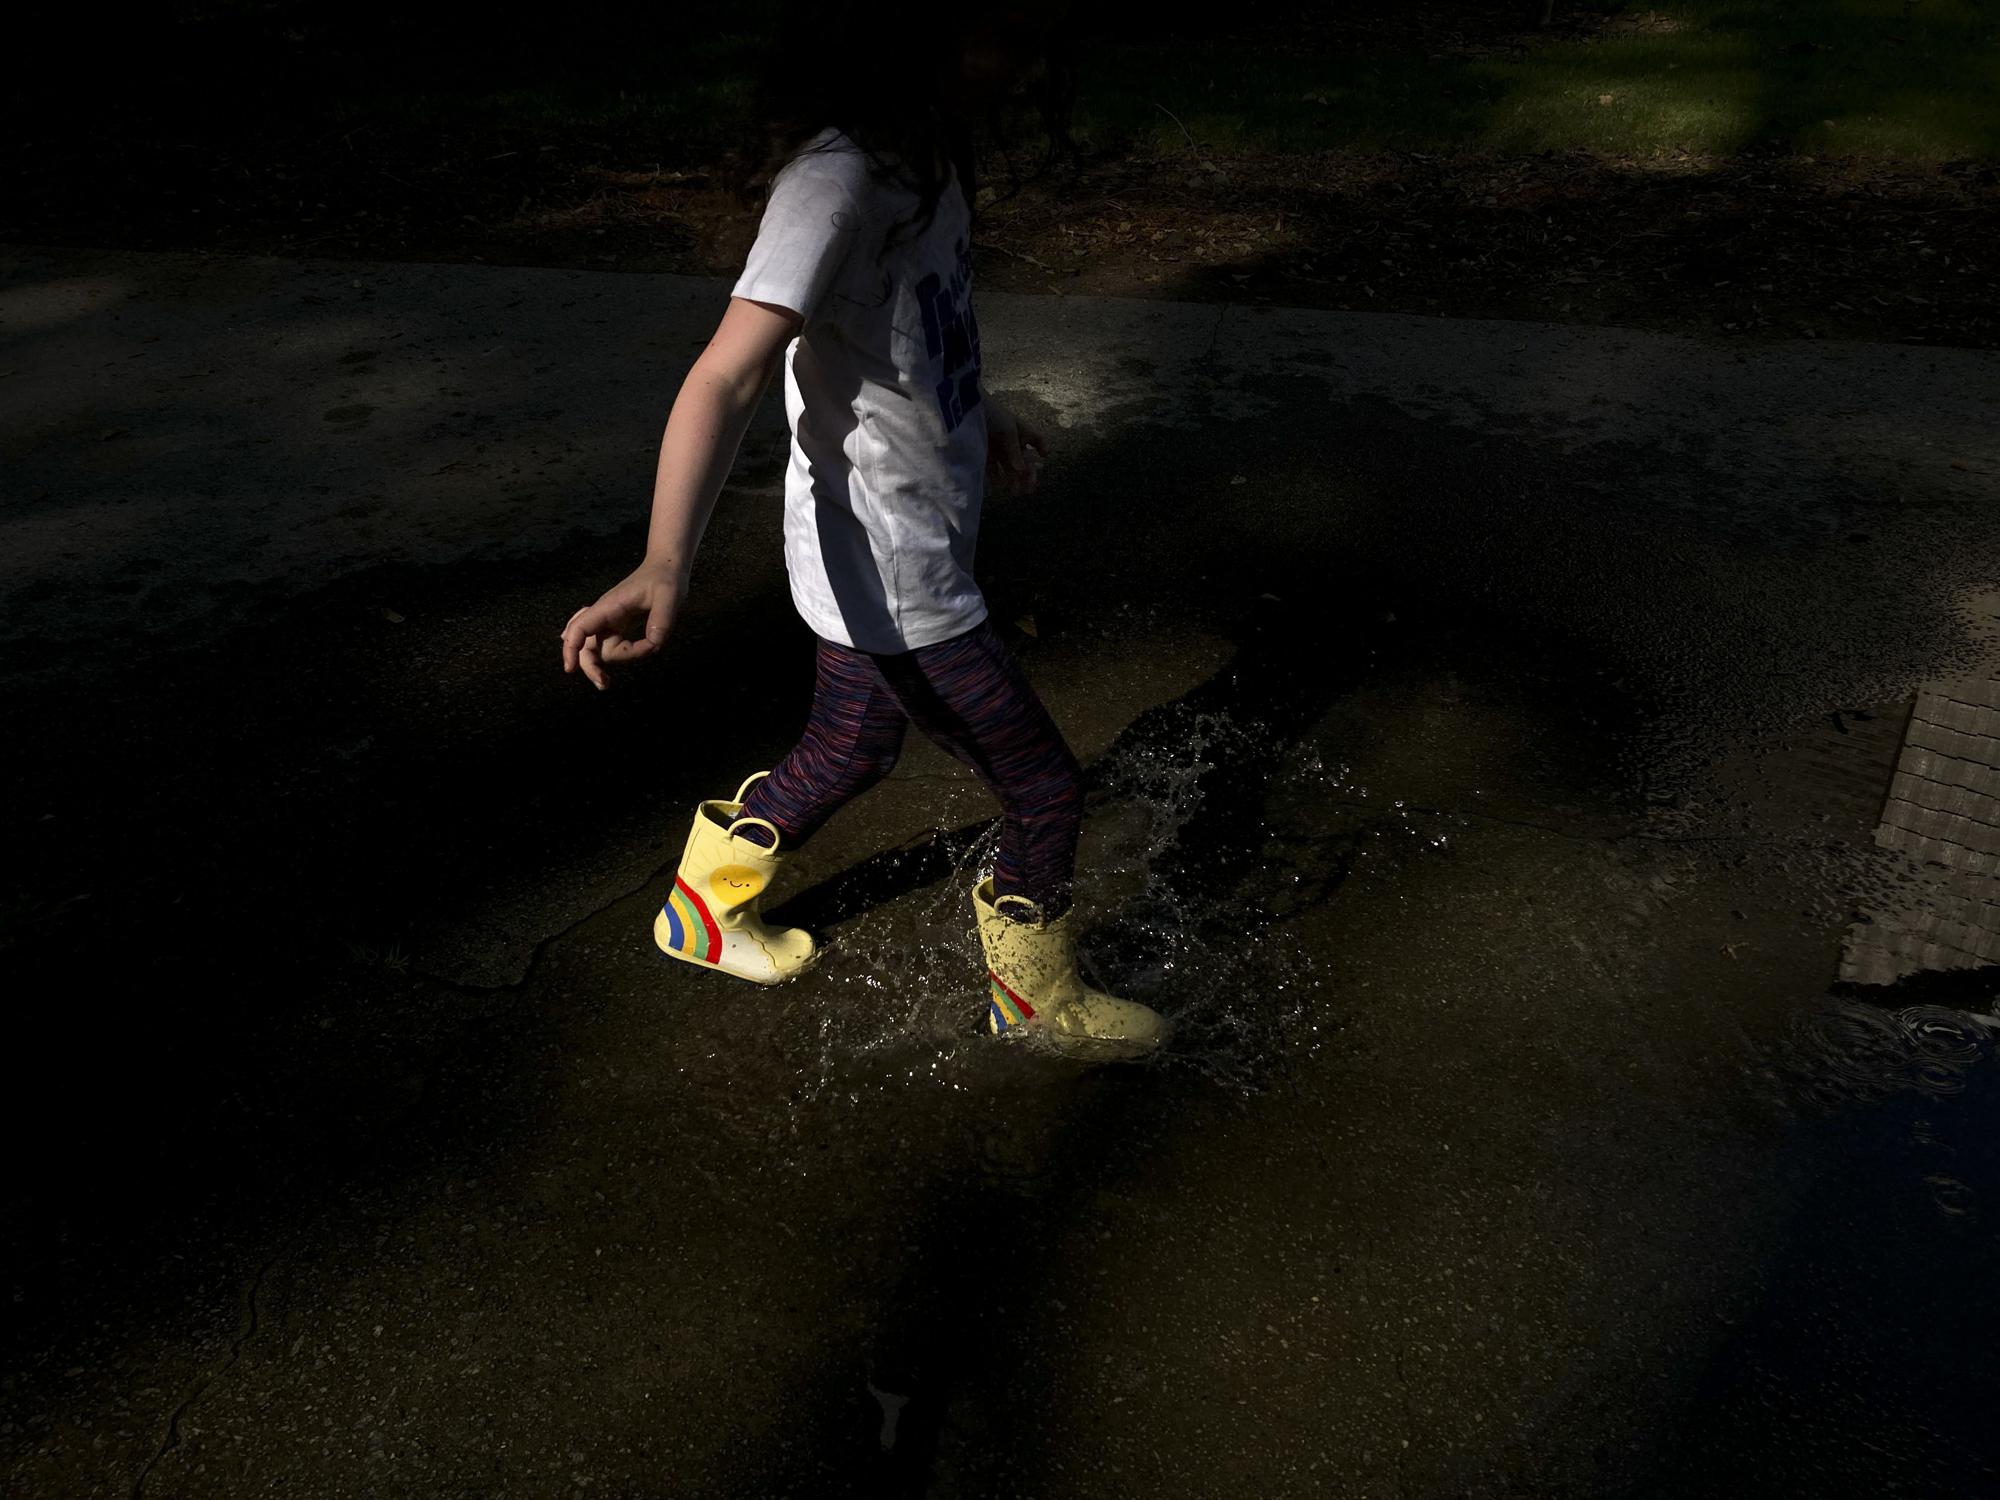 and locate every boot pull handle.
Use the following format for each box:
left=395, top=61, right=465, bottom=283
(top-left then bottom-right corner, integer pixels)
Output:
left=994, top=893, right=1046, bottom=923
left=732, top=770, right=772, bottom=805
left=727, top=815, right=784, bottom=850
